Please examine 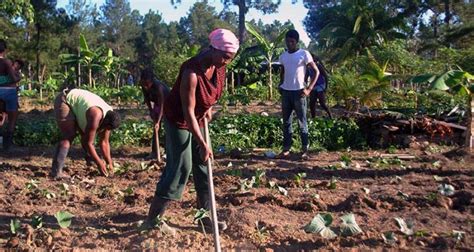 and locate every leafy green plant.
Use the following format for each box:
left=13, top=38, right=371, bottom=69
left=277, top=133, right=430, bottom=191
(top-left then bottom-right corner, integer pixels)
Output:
left=382, top=231, right=397, bottom=245
left=193, top=208, right=210, bottom=235
left=387, top=145, right=397, bottom=154
left=10, top=219, right=21, bottom=235
left=394, top=217, right=414, bottom=235
left=32, top=215, right=43, bottom=229
left=327, top=177, right=338, bottom=190
left=55, top=211, right=74, bottom=228
left=59, top=183, right=69, bottom=196
left=25, top=179, right=40, bottom=190
left=40, top=189, right=56, bottom=199
left=438, top=184, right=455, bottom=196
left=293, top=172, right=307, bottom=187
left=340, top=213, right=362, bottom=236
left=253, top=221, right=270, bottom=243
left=304, top=213, right=337, bottom=239
left=225, top=169, right=243, bottom=177
left=268, top=181, right=288, bottom=196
